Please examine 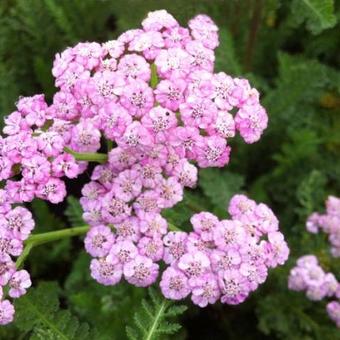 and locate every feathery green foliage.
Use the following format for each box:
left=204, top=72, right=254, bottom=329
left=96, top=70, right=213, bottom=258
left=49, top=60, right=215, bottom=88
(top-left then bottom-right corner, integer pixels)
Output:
left=290, top=0, right=337, bottom=34
left=199, top=169, right=244, bottom=217
left=126, top=287, right=187, bottom=340
left=14, top=282, right=96, bottom=339
left=1, top=0, right=340, bottom=338
left=65, top=196, right=85, bottom=227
